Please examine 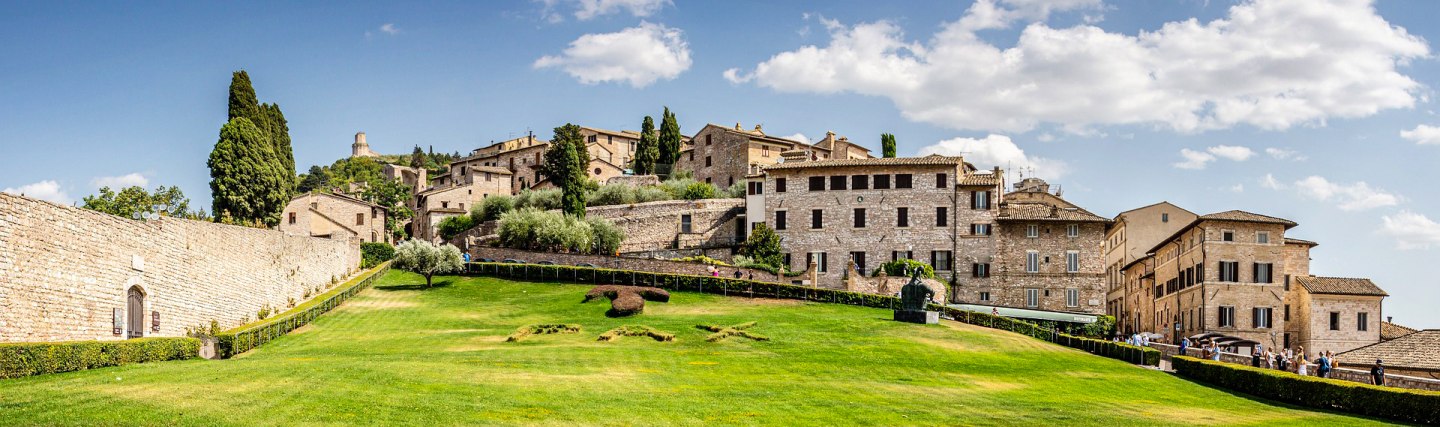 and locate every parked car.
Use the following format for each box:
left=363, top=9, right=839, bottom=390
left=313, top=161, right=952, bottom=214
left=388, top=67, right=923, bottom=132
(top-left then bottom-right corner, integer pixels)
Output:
left=478, top=258, right=495, bottom=263
left=576, top=263, right=597, bottom=268
left=537, top=261, right=556, bottom=265
left=503, top=259, right=525, bottom=264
